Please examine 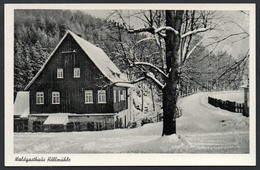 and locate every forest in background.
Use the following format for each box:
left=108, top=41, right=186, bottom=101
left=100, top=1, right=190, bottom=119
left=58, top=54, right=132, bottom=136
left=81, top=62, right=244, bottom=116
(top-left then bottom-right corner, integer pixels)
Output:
left=14, top=9, right=248, bottom=95
left=14, top=10, right=142, bottom=92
